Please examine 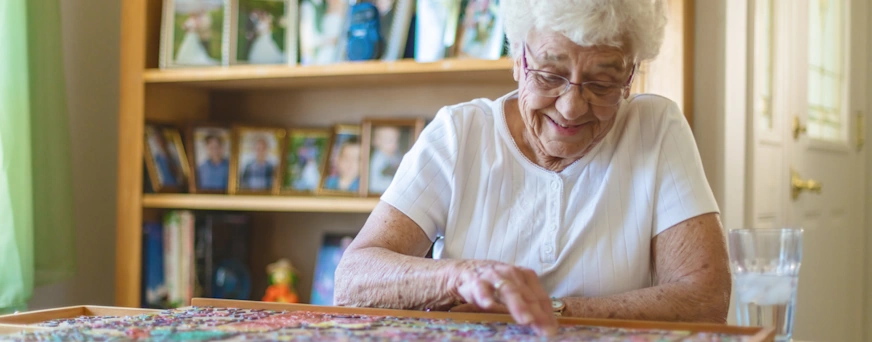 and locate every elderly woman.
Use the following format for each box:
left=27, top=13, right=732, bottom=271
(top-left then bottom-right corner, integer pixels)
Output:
left=335, top=0, right=730, bottom=335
